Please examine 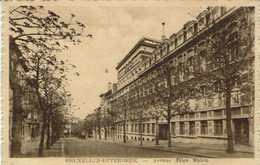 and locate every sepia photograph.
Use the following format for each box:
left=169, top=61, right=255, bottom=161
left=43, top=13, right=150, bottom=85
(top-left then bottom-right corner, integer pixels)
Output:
left=2, top=0, right=259, bottom=165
